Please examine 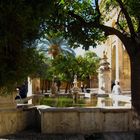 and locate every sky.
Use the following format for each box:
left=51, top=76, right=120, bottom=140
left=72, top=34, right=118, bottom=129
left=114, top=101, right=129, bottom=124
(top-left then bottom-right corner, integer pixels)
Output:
left=74, top=45, right=106, bottom=57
